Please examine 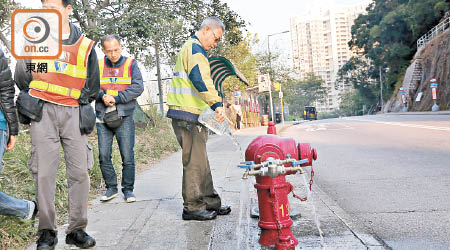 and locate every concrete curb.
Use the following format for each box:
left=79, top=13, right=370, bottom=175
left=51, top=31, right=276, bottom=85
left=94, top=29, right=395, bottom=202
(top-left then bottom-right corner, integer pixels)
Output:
left=380, top=110, right=450, bottom=115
